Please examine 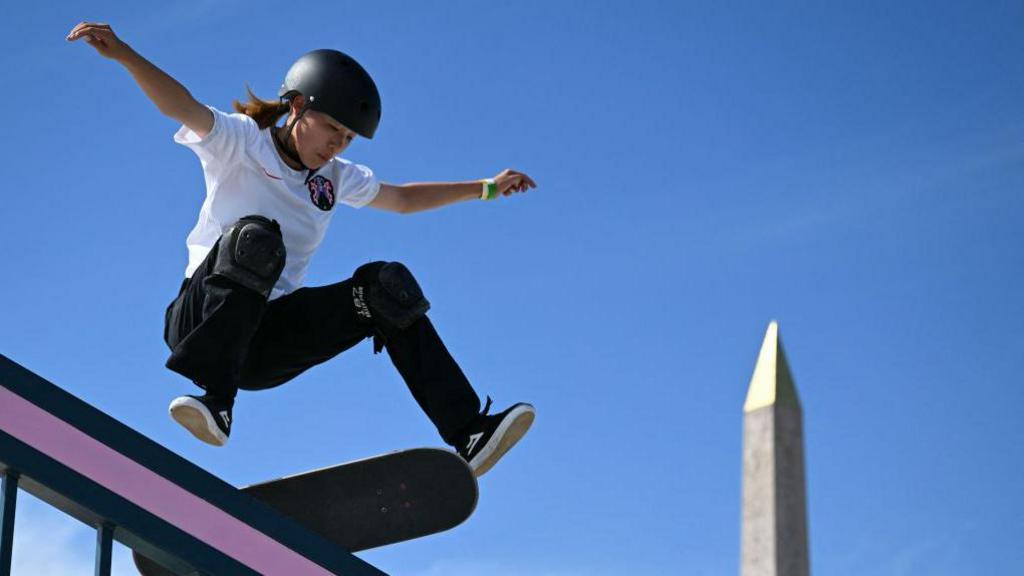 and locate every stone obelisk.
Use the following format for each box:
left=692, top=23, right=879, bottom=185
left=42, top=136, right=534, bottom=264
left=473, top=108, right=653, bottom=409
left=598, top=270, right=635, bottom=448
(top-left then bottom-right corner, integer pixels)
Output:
left=741, top=321, right=810, bottom=576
